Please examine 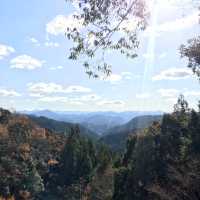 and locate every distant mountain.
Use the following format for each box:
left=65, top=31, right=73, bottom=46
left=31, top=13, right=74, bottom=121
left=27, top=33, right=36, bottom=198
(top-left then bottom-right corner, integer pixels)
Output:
left=101, top=115, right=163, bottom=151
left=80, top=114, right=125, bottom=134
left=28, top=115, right=99, bottom=140
left=103, top=115, right=162, bottom=136
left=21, top=110, right=163, bottom=135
